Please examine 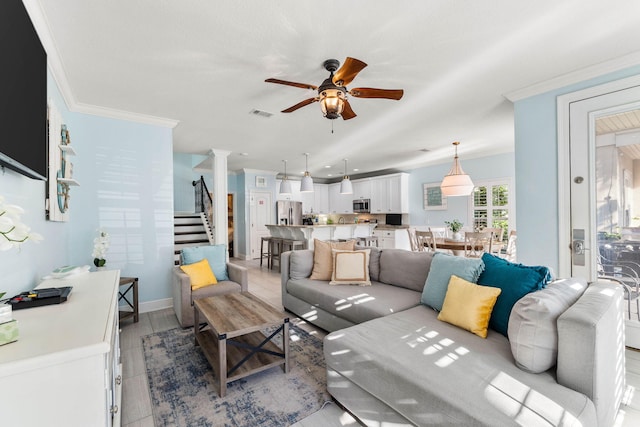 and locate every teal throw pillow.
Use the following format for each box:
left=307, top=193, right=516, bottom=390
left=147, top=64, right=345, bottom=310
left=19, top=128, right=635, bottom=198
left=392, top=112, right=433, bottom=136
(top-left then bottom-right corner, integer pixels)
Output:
left=477, top=253, right=552, bottom=337
left=421, top=252, right=485, bottom=311
left=181, top=245, right=229, bottom=281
